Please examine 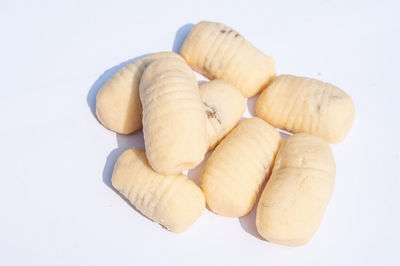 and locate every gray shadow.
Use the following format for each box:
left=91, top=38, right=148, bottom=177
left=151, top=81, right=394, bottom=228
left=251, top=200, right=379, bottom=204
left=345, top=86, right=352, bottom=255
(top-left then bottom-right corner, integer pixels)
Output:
left=172, top=23, right=194, bottom=53
left=187, top=151, right=212, bottom=186
left=102, top=130, right=145, bottom=188
left=101, top=130, right=152, bottom=223
left=239, top=116, right=247, bottom=122
left=86, top=54, right=149, bottom=119
left=246, top=95, right=259, bottom=116
left=278, top=129, right=292, bottom=140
